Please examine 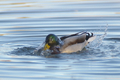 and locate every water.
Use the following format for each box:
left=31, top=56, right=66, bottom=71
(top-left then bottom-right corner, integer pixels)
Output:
left=0, top=0, right=120, bottom=80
